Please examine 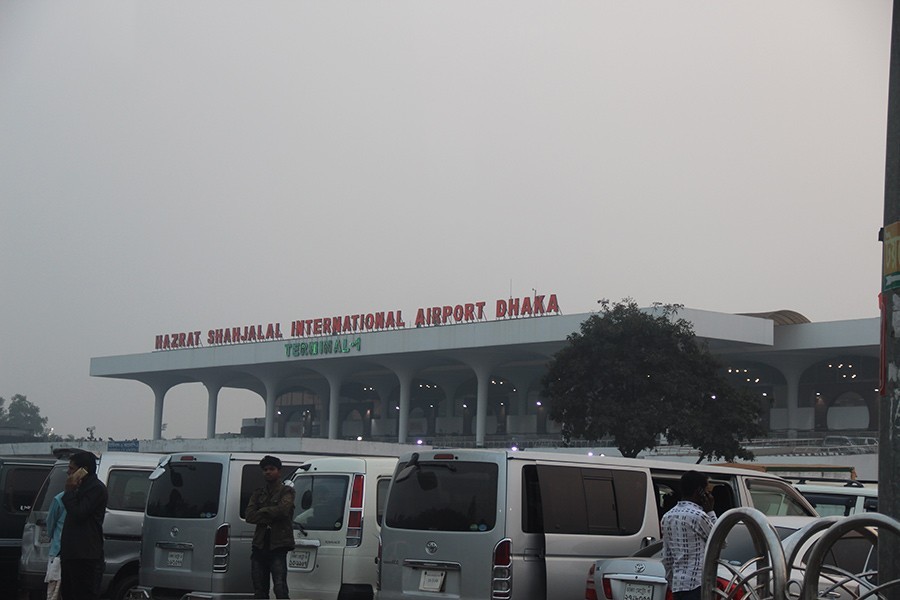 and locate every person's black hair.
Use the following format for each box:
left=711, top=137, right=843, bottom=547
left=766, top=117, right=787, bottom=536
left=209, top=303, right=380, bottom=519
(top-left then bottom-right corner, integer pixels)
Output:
left=259, top=455, right=282, bottom=469
left=680, top=470, right=709, bottom=497
left=70, top=451, right=98, bottom=475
